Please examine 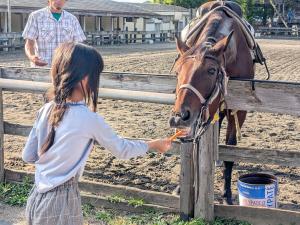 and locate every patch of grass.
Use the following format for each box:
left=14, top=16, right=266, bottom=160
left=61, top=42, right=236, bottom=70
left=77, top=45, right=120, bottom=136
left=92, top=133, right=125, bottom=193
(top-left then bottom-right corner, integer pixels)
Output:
left=0, top=176, right=32, bottom=207
left=110, top=212, right=171, bottom=225
left=107, top=194, right=126, bottom=203
left=213, top=217, right=251, bottom=225
left=128, top=197, right=145, bottom=208
left=108, top=195, right=145, bottom=208
left=82, top=203, right=95, bottom=217
left=95, top=210, right=114, bottom=222
left=93, top=212, right=251, bottom=225
left=0, top=180, right=252, bottom=225
left=169, top=217, right=252, bottom=225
